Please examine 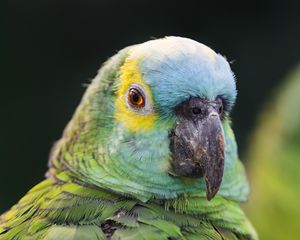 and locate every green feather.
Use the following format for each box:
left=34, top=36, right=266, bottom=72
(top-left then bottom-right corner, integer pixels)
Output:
left=46, top=225, right=106, bottom=240
left=1, top=37, right=256, bottom=239
left=0, top=177, right=256, bottom=239
left=112, top=225, right=170, bottom=240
